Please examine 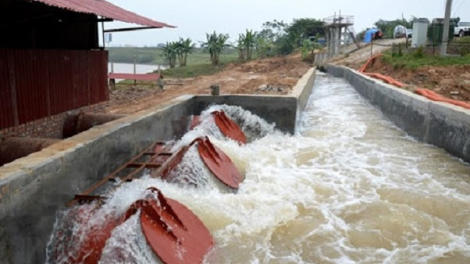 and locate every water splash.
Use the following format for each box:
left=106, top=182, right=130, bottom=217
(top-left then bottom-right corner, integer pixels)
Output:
left=47, top=77, right=470, bottom=264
